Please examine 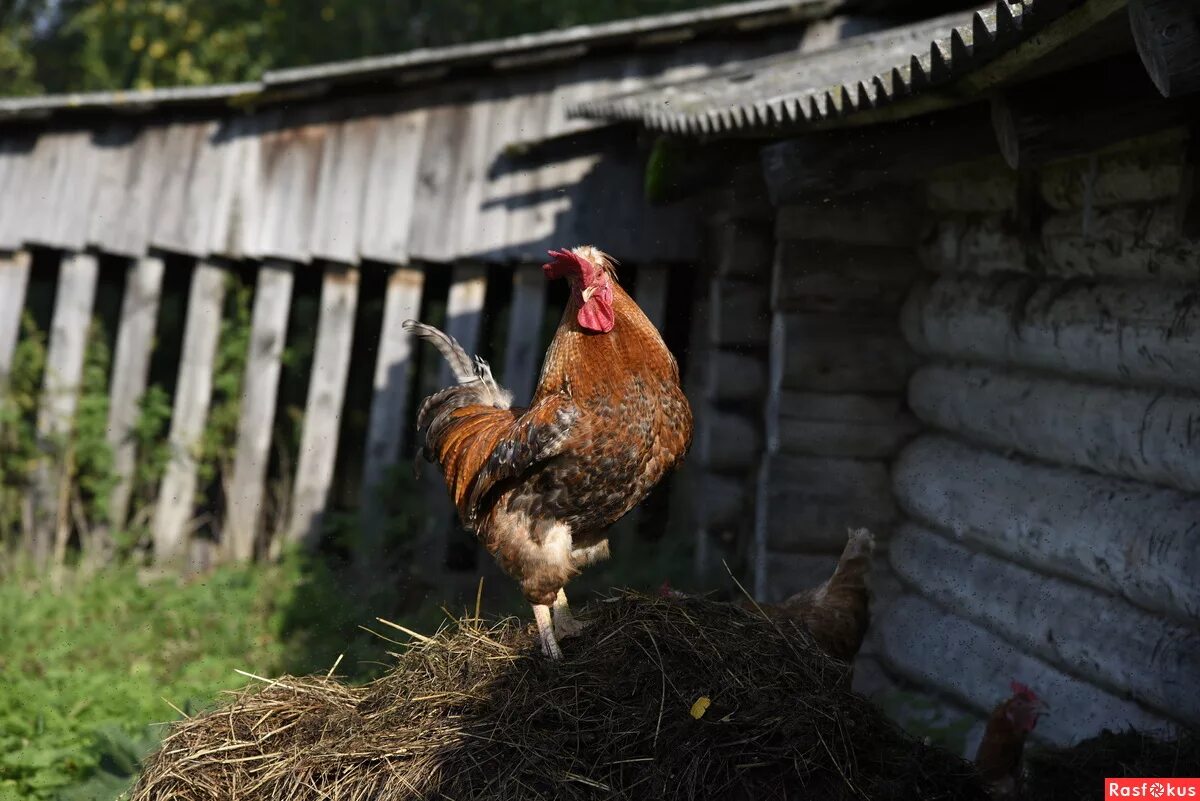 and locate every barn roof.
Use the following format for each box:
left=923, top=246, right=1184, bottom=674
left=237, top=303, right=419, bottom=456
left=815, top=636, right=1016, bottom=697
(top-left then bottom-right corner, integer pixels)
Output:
left=0, top=1, right=863, bottom=266
left=0, top=0, right=841, bottom=122
left=570, top=0, right=1127, bottom=136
